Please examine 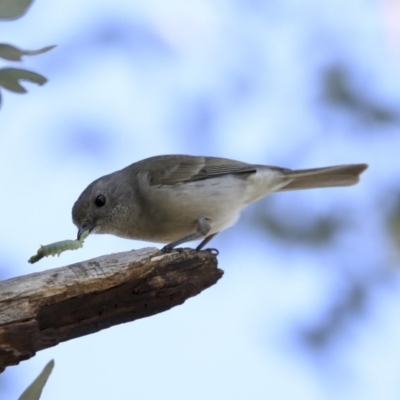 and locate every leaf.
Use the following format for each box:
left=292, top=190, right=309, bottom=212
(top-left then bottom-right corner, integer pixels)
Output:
left=18, top=360, right=55, bottom=400
left=0, top=0, right=33, bottom=20
left=0, top=44, right=56, bottom=61
left=0, top=68, right=47, bottom=93
left=387, top=192, right=400, bottom=253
